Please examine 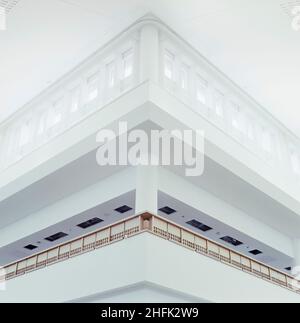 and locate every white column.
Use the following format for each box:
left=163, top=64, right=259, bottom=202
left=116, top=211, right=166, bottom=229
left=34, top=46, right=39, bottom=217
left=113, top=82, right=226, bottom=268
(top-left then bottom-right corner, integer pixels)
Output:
left=139, top=23, right=160, bottom=84
left=135, top=165, right=158, bottom=214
